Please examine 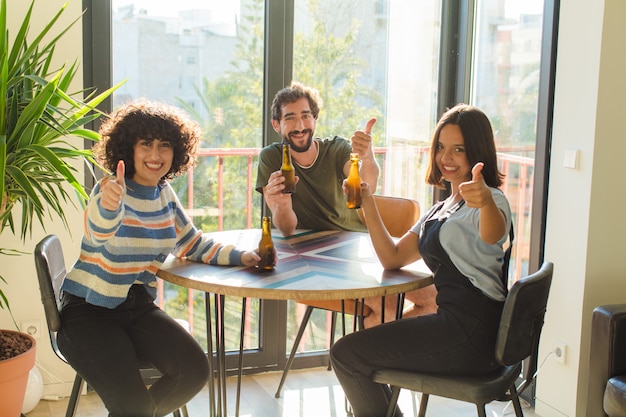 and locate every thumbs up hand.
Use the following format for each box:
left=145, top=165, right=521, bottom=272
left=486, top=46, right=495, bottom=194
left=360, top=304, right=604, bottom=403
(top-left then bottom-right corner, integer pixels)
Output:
left=459, top=162, right=492, bottom=208
left=470, top=162, right=484, bottom=182
left=364, top=118, right=376, bottom=136
left=101, top=160, right=126, bottom=211
left=350, top=118, right=377, bottom=160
